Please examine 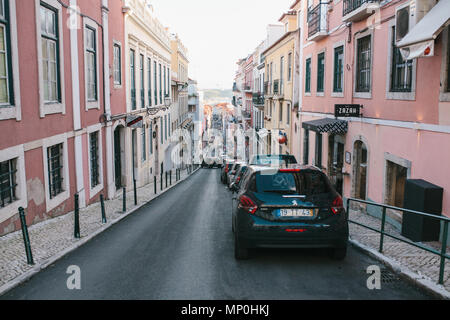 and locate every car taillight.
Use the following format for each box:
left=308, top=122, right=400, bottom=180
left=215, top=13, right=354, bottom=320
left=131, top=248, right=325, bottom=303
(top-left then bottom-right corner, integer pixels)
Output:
left=225, top=164, right=229, bottom=173
left=331, top=195, right=343, bottom=214
left=236, top=176, right=241, bottom=184
left=238, top=195, right=258, bottom=214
